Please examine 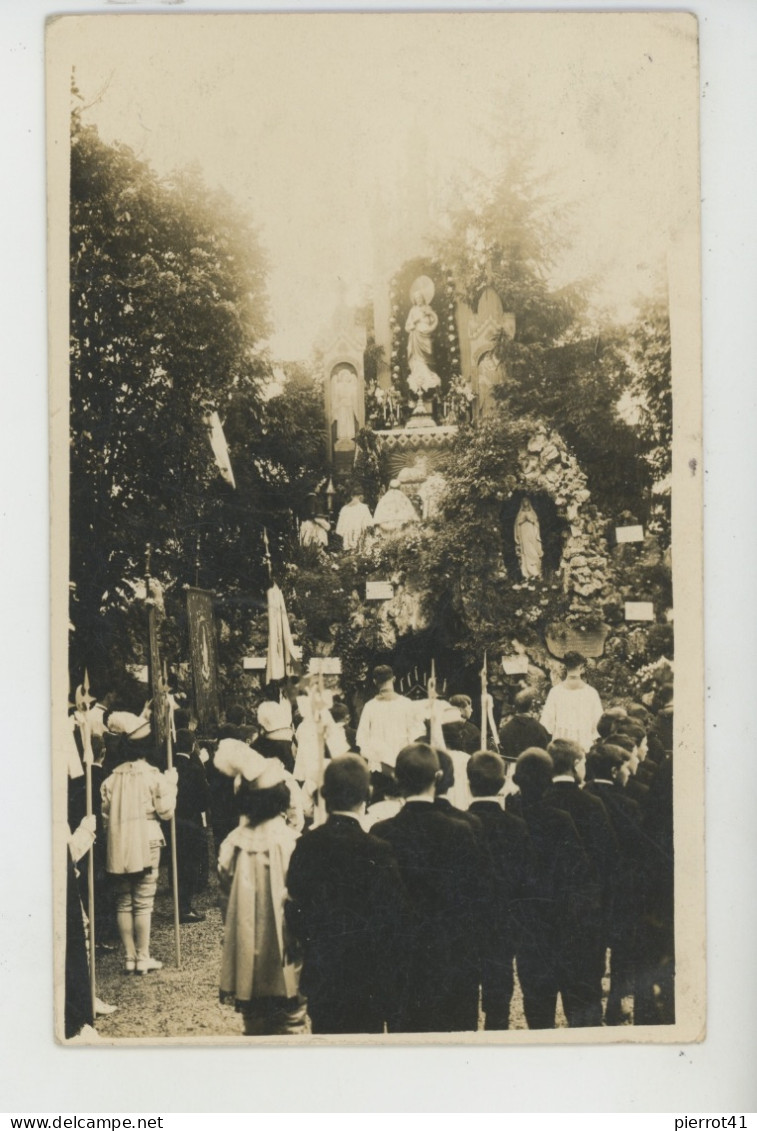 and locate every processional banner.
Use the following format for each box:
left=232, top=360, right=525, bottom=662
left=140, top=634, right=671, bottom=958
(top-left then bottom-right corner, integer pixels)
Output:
left=186, top=586, right=221, bottom=731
